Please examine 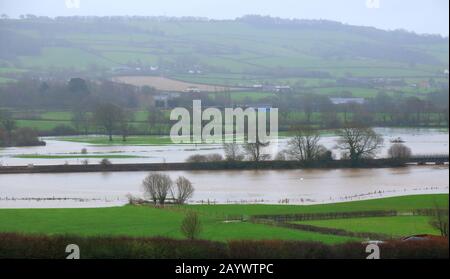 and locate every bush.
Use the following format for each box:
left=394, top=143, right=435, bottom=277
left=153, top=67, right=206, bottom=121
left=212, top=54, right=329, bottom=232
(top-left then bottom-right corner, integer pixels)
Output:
left=388, top=144, right=412, bottom=160
left=100, top=158, right=112, bottom=166
left=180, top=211, right=202, bottom=240
left=206, top=153, right=224, bottom=162
left=317, top=149, right=334, bottom=162
left=186, top=153, right=224, bottom=163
